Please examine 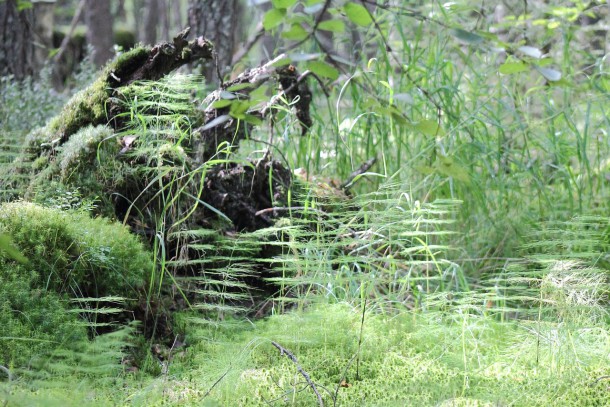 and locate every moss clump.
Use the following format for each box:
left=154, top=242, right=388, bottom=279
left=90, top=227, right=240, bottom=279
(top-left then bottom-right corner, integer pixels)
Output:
left=2, top=47, right=150, bottom=201
left=21, top=125, right=132, bottom=218
left=0, top=269, right=87, bottom=369
left=0, top=202, right=152, bottom=297
left=0, top=202, right=153, bottom=367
